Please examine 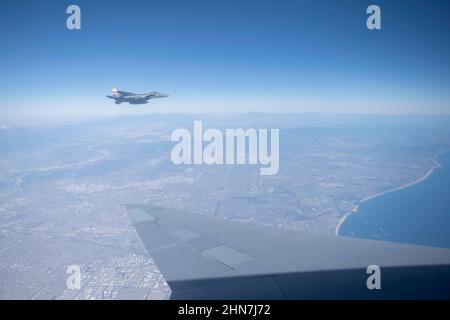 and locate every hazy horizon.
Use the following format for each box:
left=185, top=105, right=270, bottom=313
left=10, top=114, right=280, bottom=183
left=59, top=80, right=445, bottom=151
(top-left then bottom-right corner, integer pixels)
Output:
left=2, top=111, right=450, bottom=128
